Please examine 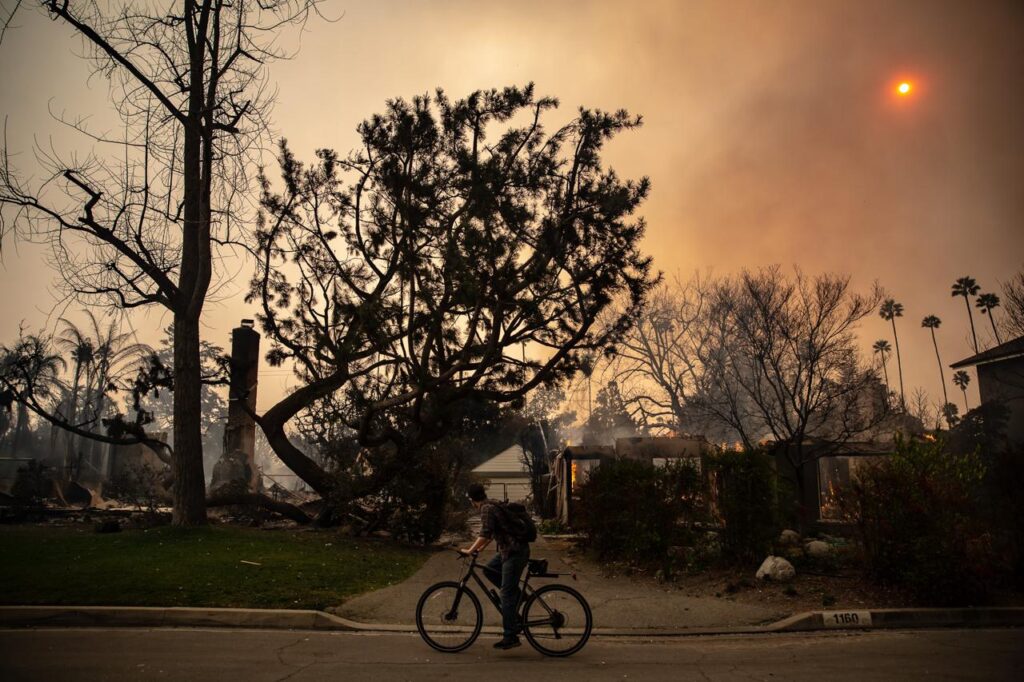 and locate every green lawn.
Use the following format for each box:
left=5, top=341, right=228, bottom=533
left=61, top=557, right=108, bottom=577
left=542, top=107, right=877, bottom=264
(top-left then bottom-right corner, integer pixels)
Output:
left=0, top=524, right=430, bottom=610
